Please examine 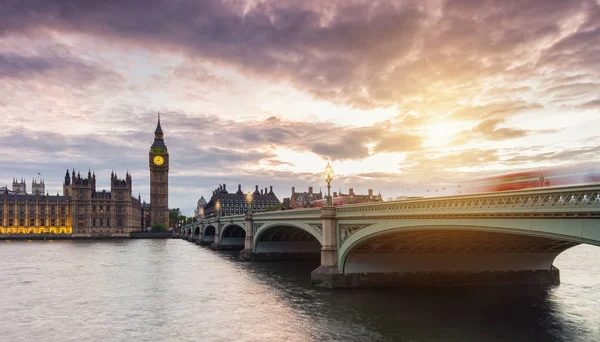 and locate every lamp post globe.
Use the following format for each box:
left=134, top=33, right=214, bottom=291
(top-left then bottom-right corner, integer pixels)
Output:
left=322, top=162, right=335, bottom=207
left=245, top=191, right=254, bottom=214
